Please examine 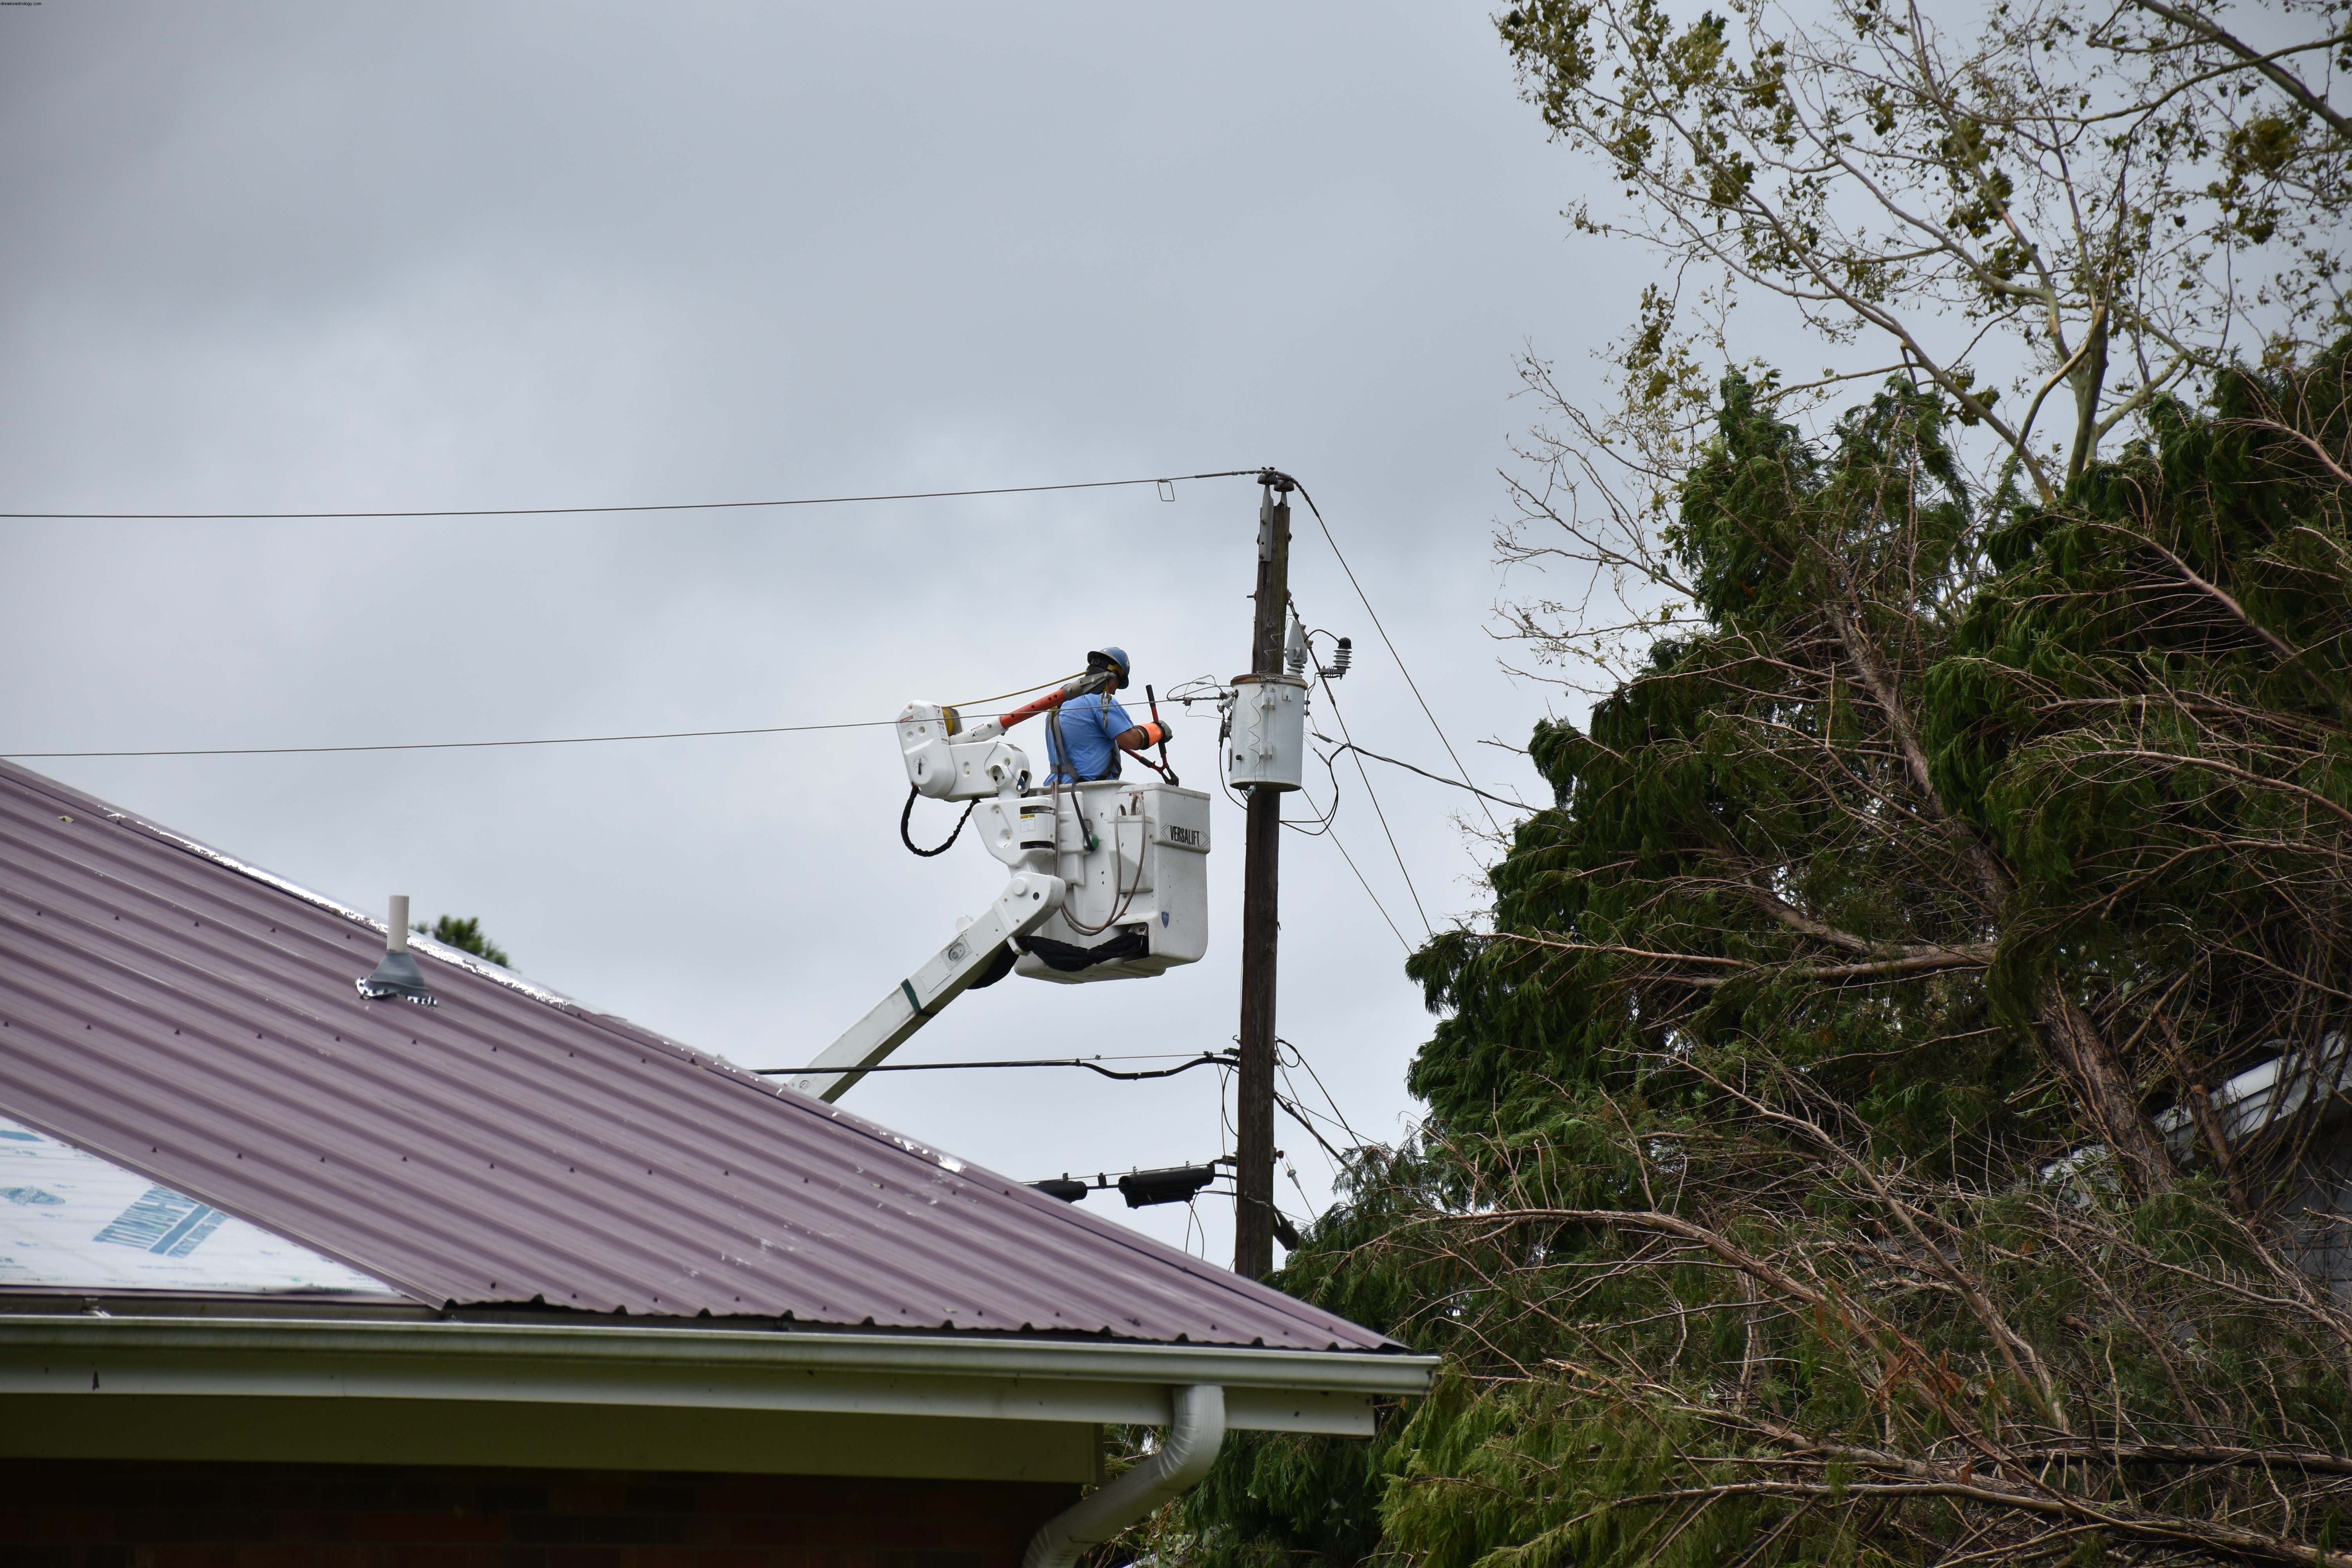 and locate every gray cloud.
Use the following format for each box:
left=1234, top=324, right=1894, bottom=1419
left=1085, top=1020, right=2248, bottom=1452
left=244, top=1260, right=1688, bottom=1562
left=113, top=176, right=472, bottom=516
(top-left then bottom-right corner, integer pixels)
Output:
left=2, top=0, right=1625, bottom=1263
